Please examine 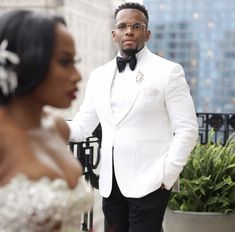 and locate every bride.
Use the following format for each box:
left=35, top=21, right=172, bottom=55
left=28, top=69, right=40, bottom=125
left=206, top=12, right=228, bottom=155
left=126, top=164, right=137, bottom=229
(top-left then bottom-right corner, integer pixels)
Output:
left=0, top=10, right=93, bottom=232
